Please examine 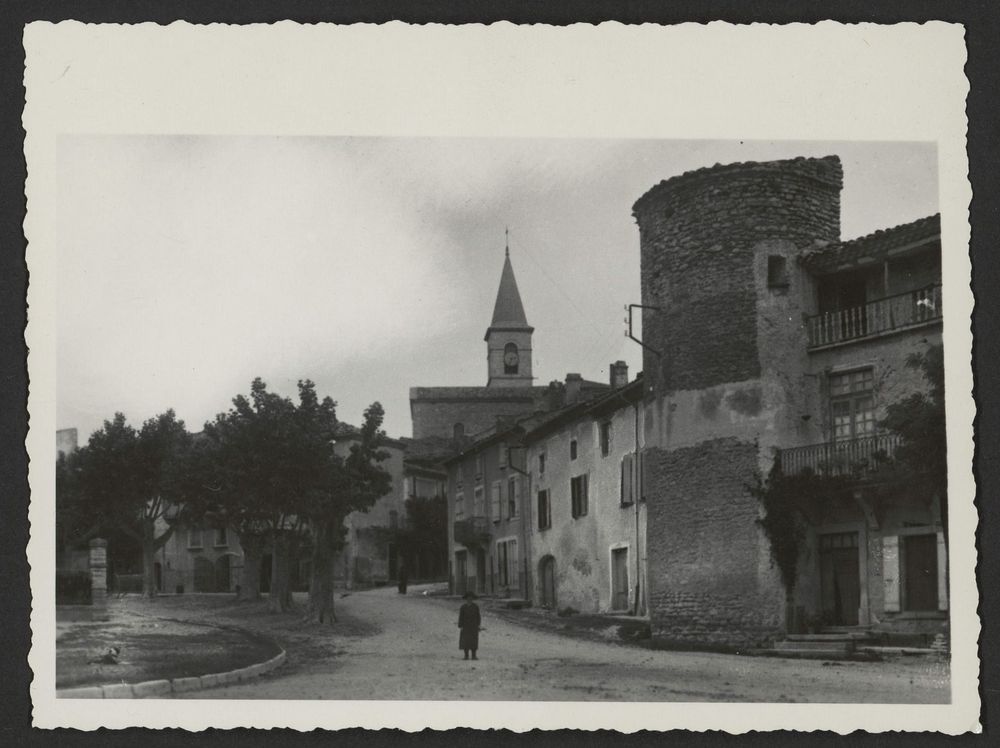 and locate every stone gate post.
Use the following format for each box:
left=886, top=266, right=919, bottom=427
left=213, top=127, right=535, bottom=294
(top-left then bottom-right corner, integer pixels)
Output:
left=88, top=538, right=109, bottom=621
